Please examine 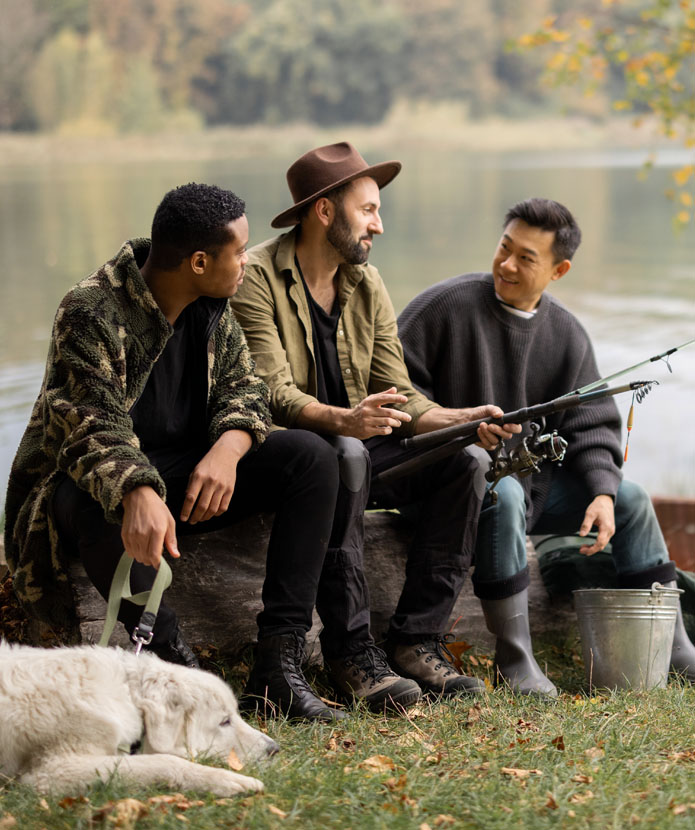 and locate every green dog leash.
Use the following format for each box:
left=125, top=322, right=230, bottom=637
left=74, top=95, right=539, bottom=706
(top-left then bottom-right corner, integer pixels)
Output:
left=98, top=552, right=173, bottom=654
